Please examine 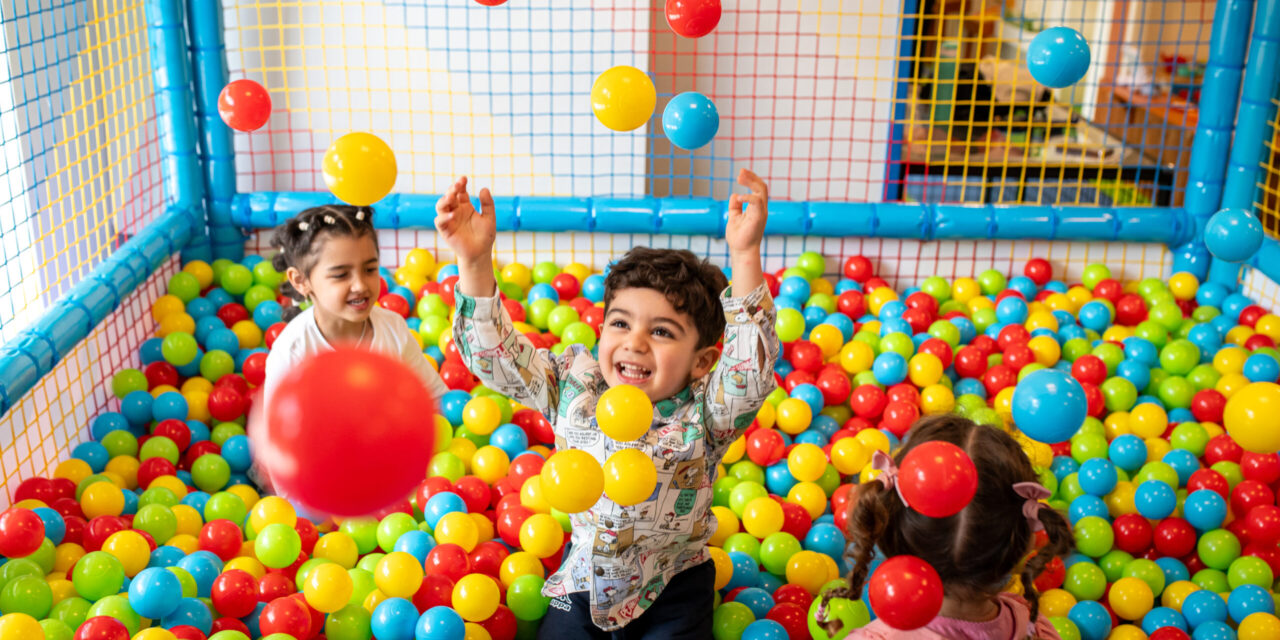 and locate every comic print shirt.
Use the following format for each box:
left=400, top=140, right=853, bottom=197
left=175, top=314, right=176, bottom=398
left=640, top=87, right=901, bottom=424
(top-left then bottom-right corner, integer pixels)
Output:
left=452, top=283, right=779, bottom=631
